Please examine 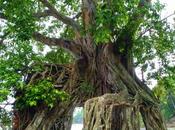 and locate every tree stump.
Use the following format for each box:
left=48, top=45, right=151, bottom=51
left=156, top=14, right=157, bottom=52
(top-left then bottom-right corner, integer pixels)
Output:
left=83, top=92, right=140, bottom=130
